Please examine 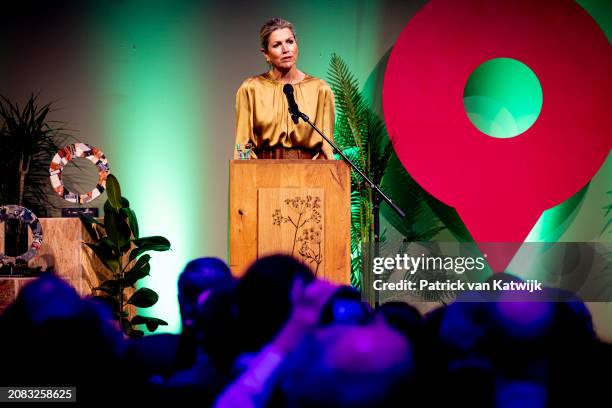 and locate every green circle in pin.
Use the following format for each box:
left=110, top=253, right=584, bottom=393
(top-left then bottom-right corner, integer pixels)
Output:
left=463, top=58, right=543, bottom=139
